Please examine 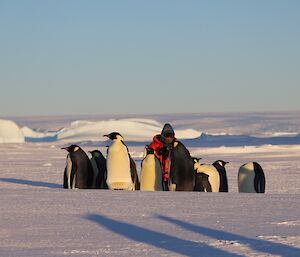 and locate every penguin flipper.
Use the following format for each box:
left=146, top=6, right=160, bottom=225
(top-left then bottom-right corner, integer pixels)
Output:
left=259, top=171, right=266, bottom=193
left=220, top=169, right=229, bottom=192
left=87, top=162, right=94, bottom=189
left=201, top=173, right=212, bottom=192
left=257, top=164, right=265, bottom=193
left=129, top=156, right=140, bottom=190
left=63, top=168, right=68, bottom=189
left=70, top=165, right=77, bottom=189
left=254, top=162, right=265, bottom=193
